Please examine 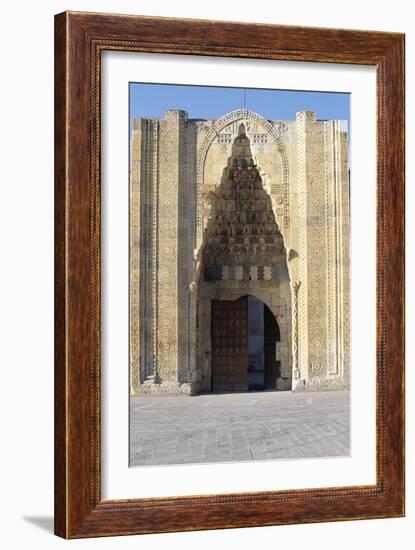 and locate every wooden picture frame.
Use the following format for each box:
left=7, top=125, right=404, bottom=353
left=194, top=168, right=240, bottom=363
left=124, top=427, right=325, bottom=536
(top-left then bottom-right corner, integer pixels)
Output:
left=54, top=11, right=405, bottom=538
